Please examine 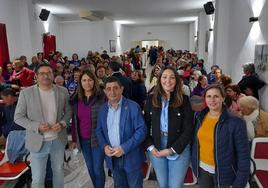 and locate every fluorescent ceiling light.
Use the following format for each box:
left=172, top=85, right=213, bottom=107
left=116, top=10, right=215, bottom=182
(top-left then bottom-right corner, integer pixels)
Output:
left=173, top=16, right=198, bottom=23
left=115, top=20, right=136, bottom=25
left=38, top=4, right=72, bottom=14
